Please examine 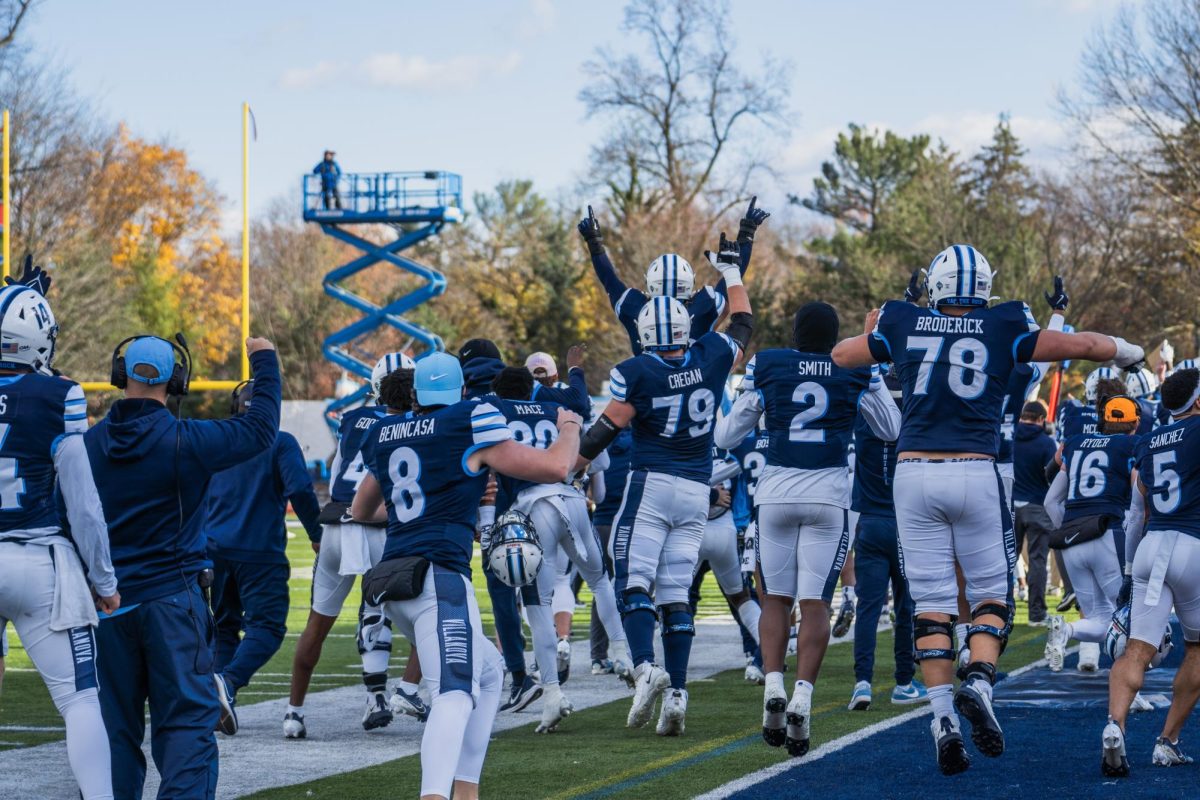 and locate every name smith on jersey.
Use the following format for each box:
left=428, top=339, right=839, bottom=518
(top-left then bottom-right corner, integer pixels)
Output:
left=914, top=316, right=985, bottom=335
left=795, top=361, right=833, bottom=377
